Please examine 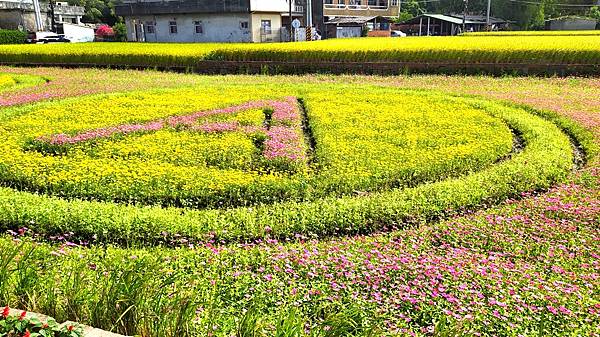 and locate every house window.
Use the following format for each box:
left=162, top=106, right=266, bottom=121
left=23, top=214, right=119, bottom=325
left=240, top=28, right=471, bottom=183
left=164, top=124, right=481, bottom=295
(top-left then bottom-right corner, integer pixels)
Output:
left=391, top=0, right=398, bottom=5
left=240, top=21, right=249, bottom=29
left=169, top=21, right=177, bottom=34
left=193, top=21, right=203, bottom=34
left=261, top=20, right=272, bottom=34
left=145, top=21, right=155, bottom=34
